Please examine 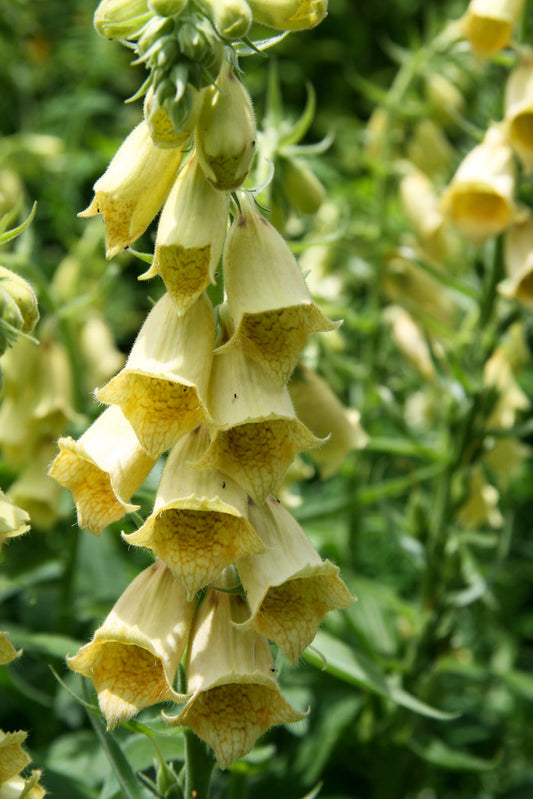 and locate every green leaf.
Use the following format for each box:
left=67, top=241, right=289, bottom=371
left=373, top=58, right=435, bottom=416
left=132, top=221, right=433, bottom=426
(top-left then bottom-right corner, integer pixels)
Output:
left=408, top=736, right=498, bottom=771
left=0, top=202, right=37, bottom=246
left=304, top=631, right=457, bottom=720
